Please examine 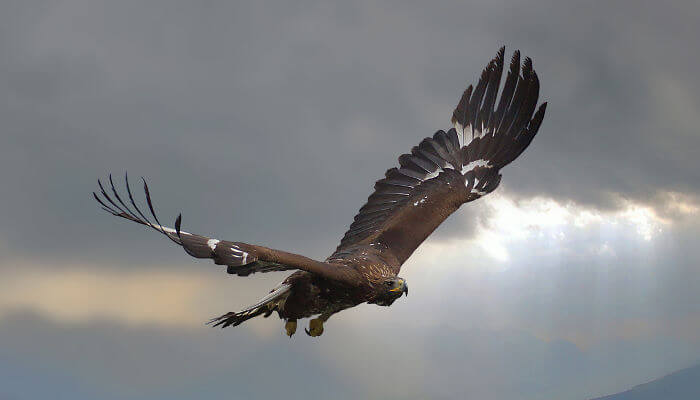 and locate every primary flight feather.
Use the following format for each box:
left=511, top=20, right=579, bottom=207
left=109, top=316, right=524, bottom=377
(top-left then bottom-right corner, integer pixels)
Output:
left=94, top=47, right=546, bottom=337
